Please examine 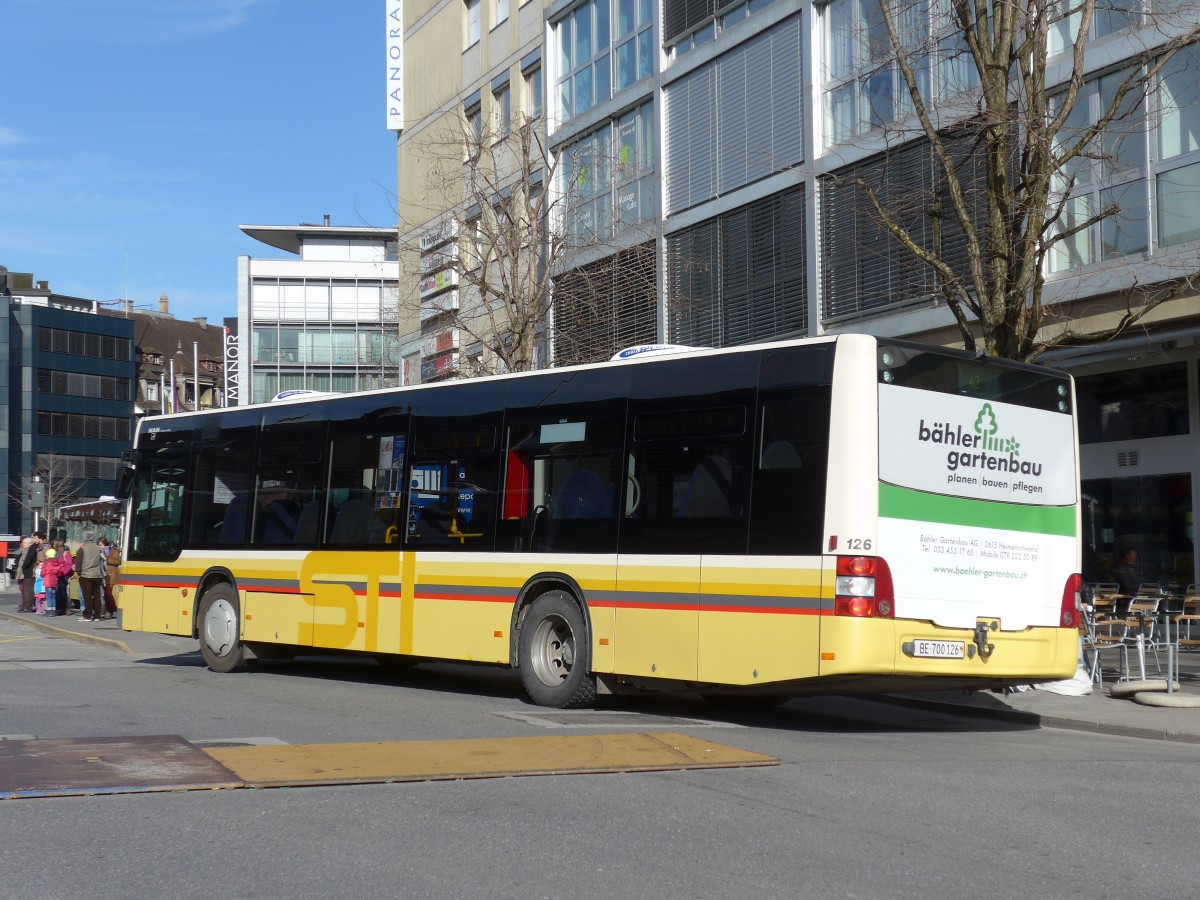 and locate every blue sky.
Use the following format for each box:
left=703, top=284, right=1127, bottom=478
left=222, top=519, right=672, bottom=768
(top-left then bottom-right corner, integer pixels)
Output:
left=1, top=0, right=398, bottom=324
